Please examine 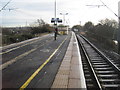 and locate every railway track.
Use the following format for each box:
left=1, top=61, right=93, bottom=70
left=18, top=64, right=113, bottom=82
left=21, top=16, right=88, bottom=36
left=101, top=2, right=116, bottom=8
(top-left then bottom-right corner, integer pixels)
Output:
left=103, top=51, right=120, bottom=70
left=77, top=34, right=120, bottom=90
